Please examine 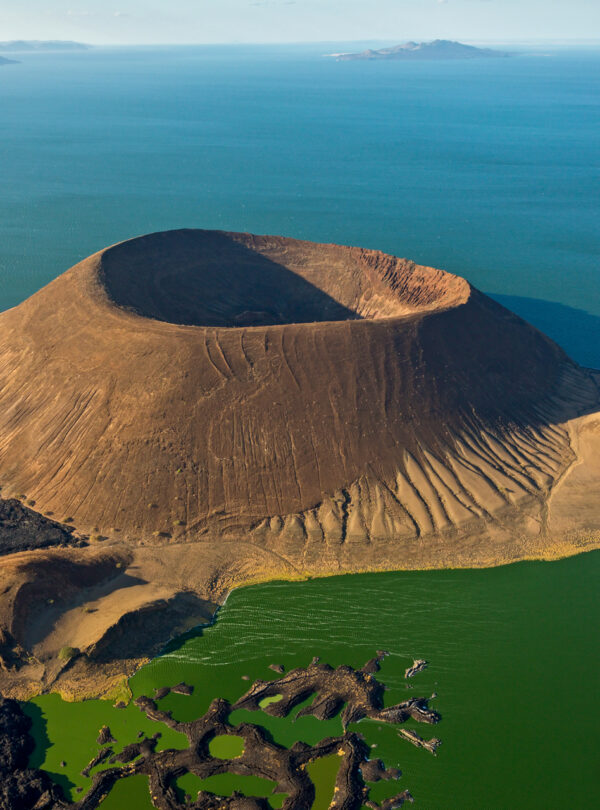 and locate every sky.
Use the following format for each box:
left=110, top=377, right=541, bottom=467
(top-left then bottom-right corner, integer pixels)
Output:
left=1, top=0, right=599, bottom=45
